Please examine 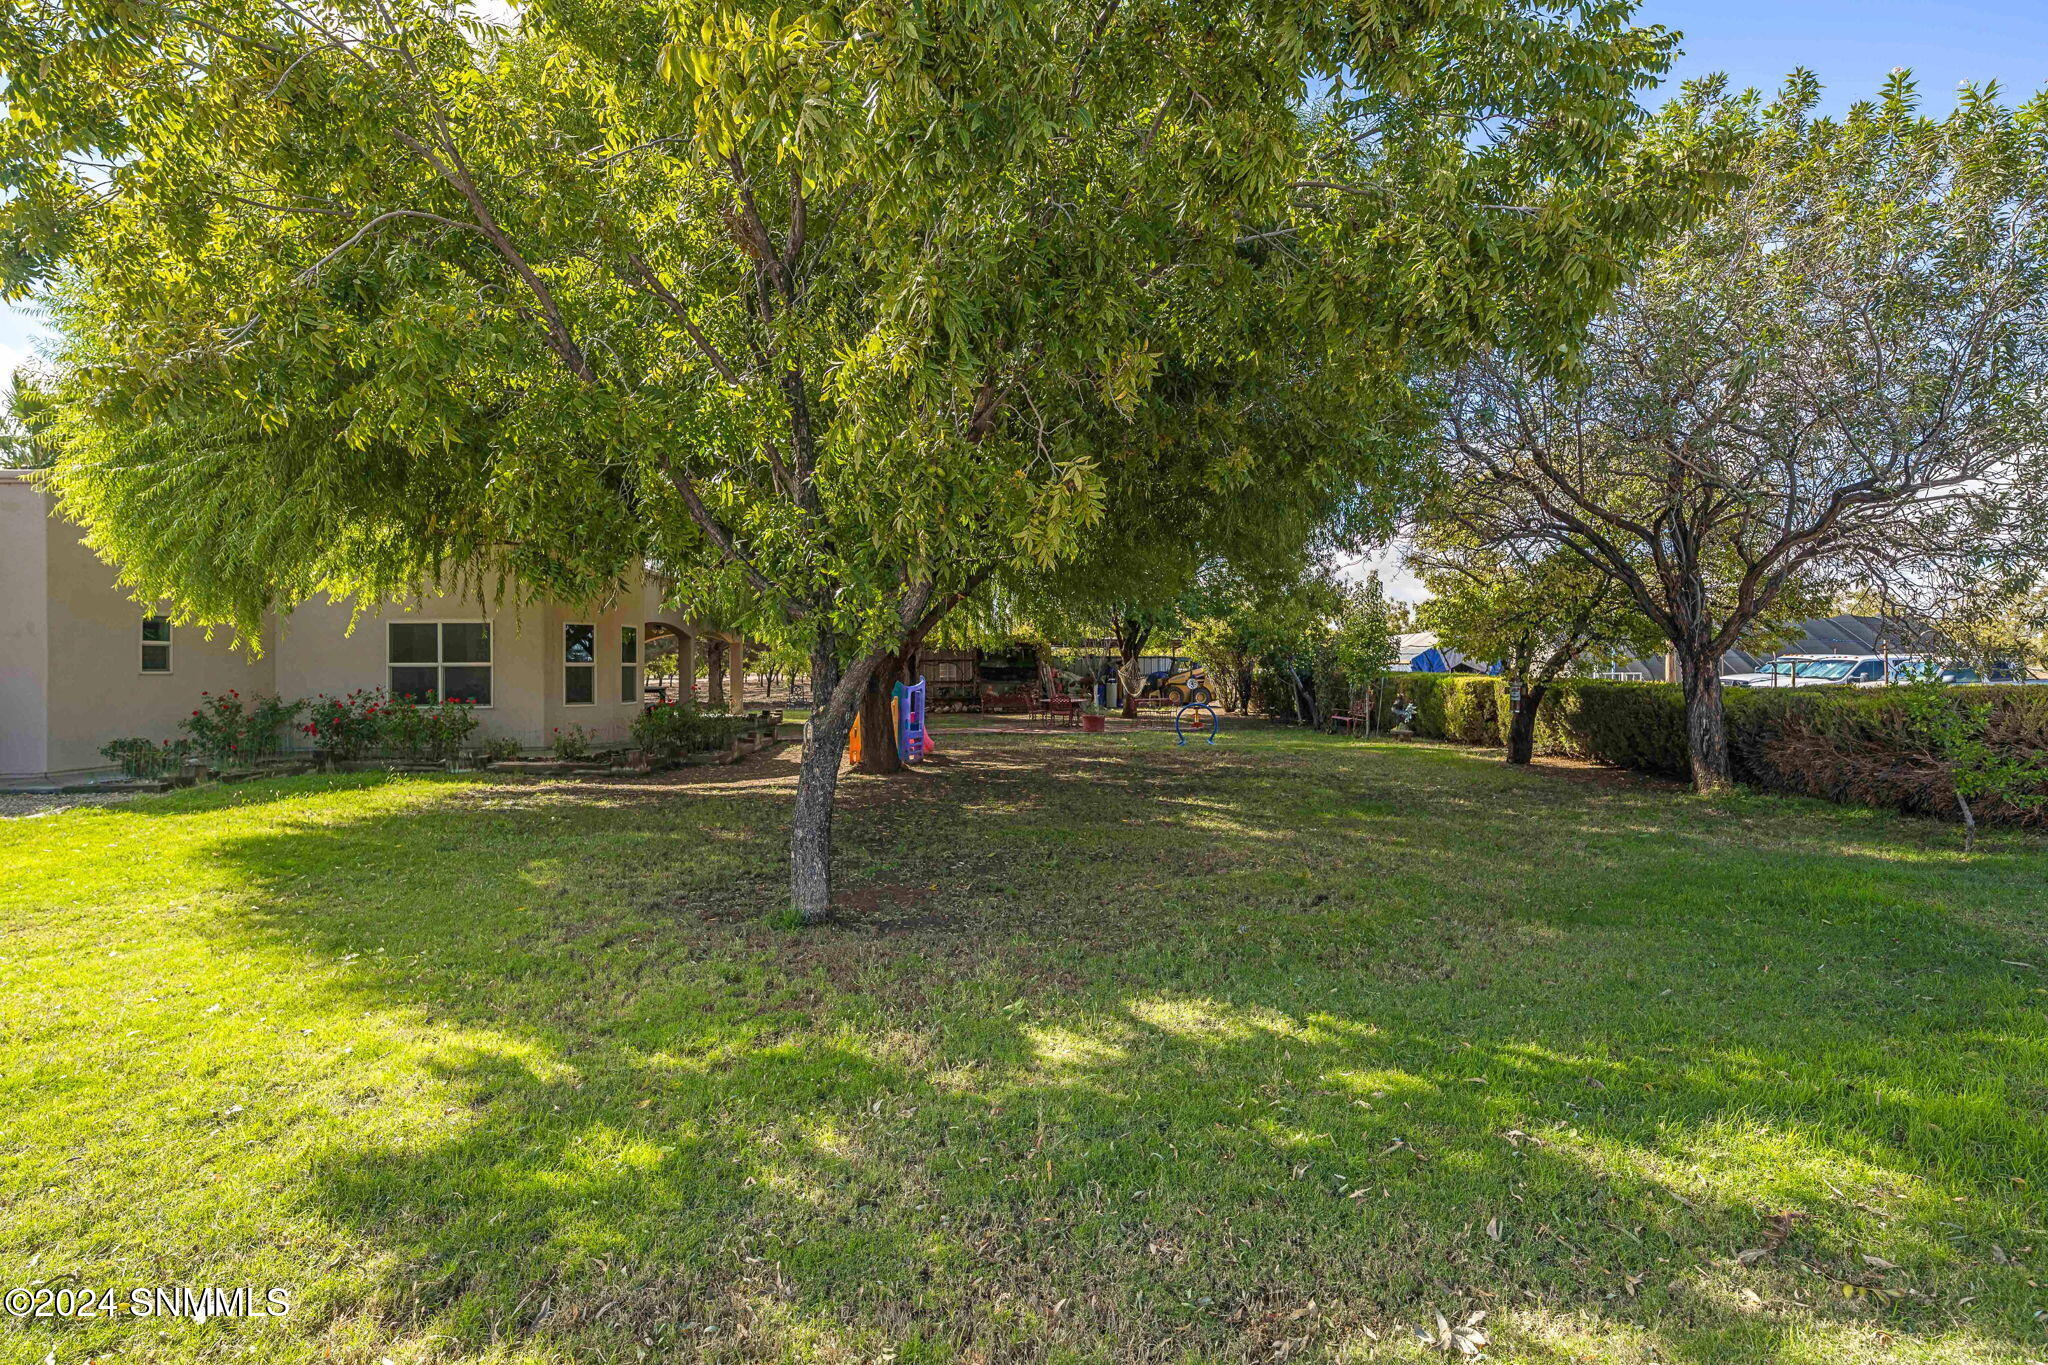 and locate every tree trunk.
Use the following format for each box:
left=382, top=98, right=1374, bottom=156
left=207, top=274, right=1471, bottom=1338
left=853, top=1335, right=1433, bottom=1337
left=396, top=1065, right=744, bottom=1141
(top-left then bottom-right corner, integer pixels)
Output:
left=790, top=643, right=880, bottom=924
left=1290, top=665, right=1317, bottom=728
left=856, top=651, right=906, bottom=774
left=1677, top=647, right=1734, bottom=792
left=1506, top=682, right=1546, bottom=765
left=1957, top=789, right=1977, bottom=854
left=790, top=712, right=850, bottom=922
left=706, top=638, right=728, bottom=708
